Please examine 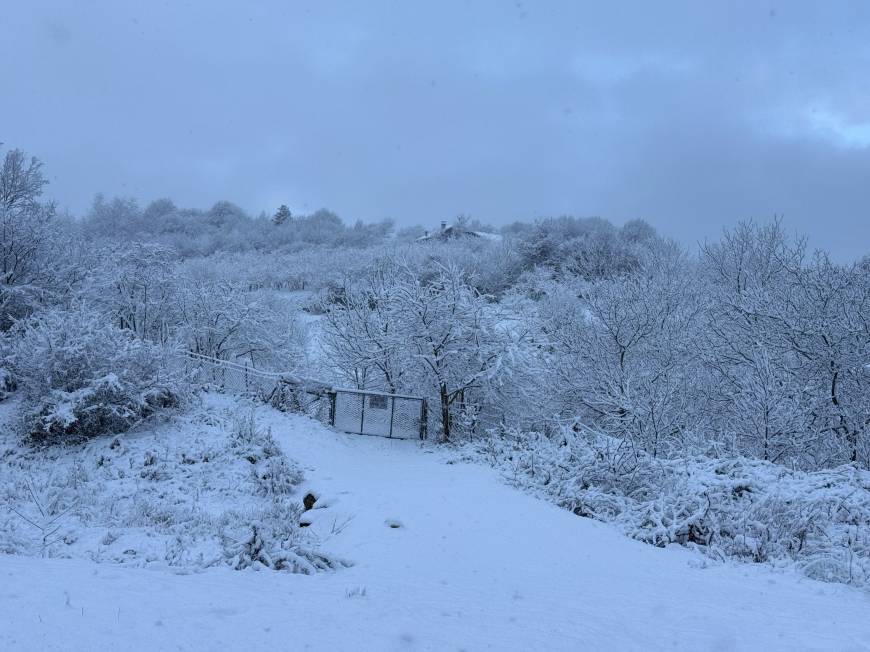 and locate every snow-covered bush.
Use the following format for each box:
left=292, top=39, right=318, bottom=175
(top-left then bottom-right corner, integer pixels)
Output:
left=0, top=396, right=340, bottom=574
left=5, top=306, right=182, bottom=441
left=219, top=501, right=341, bottom=574
left=473, top=426, right=870, bottom=587
left=0, top=366, right=15, bottom=400
left=228, top=412, right=304, bottom=495
left=517, top=216, right=659, bottom=280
